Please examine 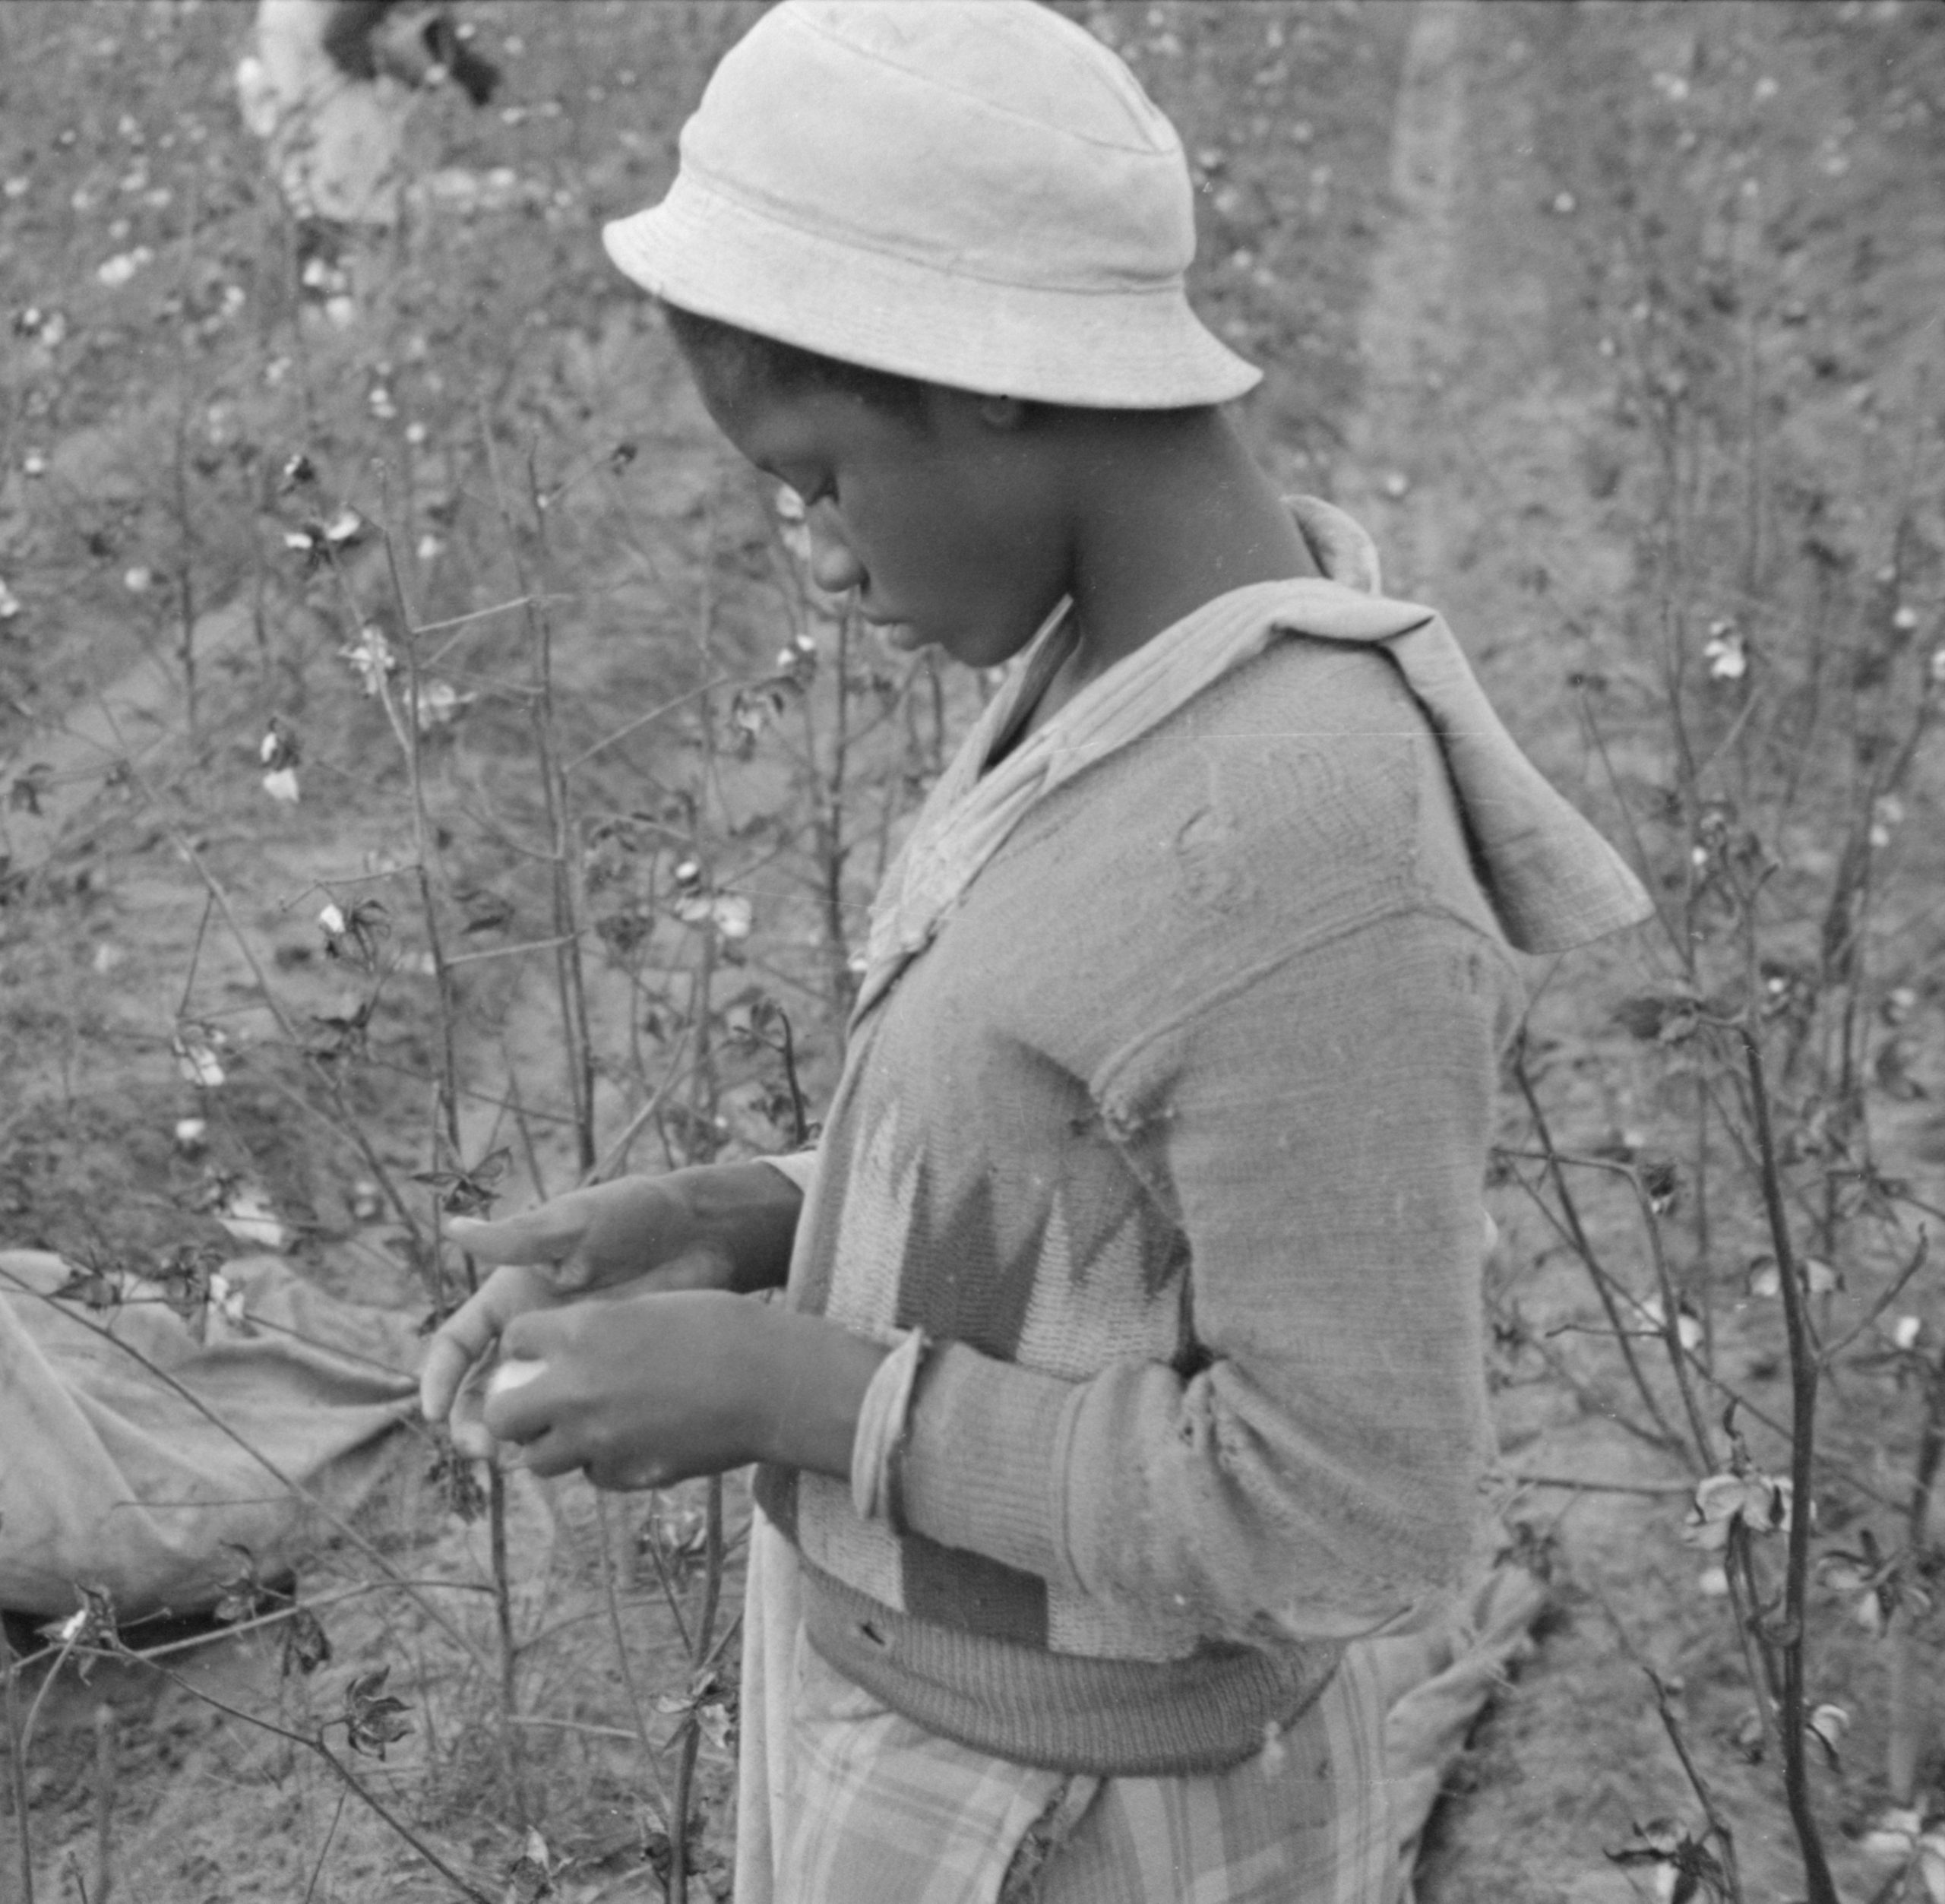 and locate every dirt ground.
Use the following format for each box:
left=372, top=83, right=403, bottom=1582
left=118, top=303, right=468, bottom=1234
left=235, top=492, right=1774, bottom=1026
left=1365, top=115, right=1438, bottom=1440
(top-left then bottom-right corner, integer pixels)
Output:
left=4, top=3, right=1944, bottom=1901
